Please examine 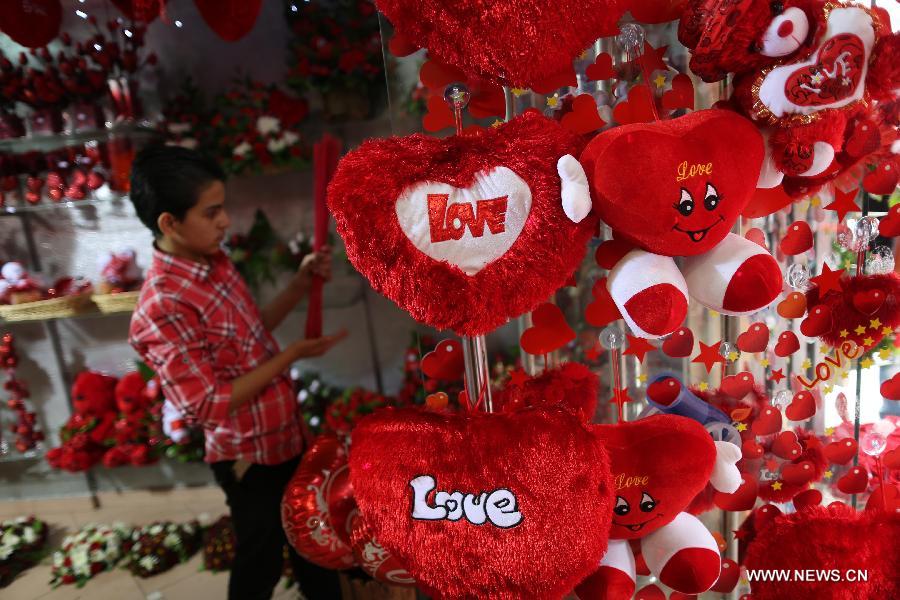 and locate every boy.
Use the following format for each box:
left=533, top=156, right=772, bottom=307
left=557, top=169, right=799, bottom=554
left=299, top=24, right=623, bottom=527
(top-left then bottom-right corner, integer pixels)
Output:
left=128, top=145, right=346, bottom=599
